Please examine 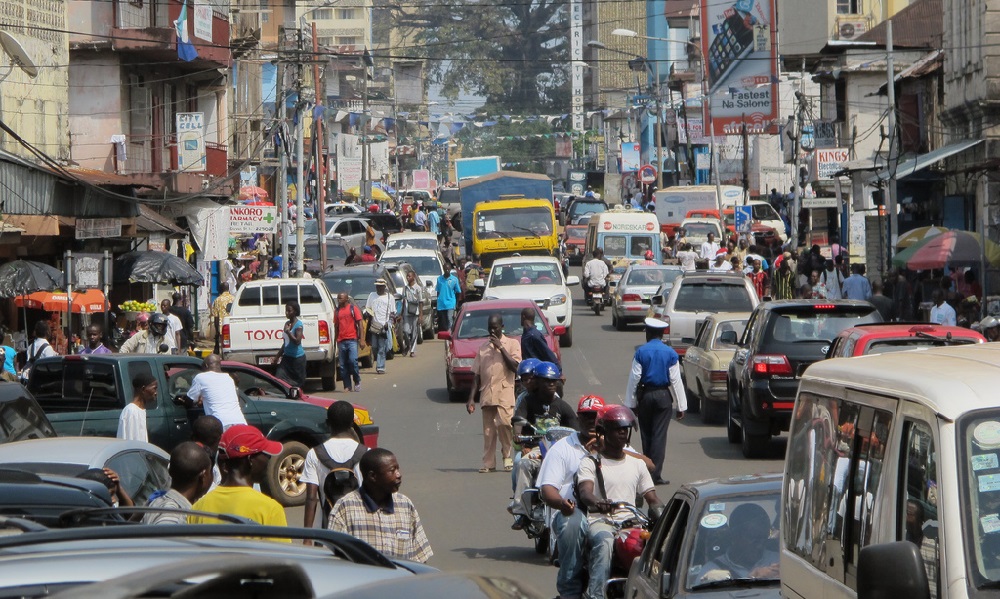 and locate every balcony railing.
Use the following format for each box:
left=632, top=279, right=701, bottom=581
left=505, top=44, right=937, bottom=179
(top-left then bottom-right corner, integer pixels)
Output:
left=115, top=135, right=228, bottom=179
